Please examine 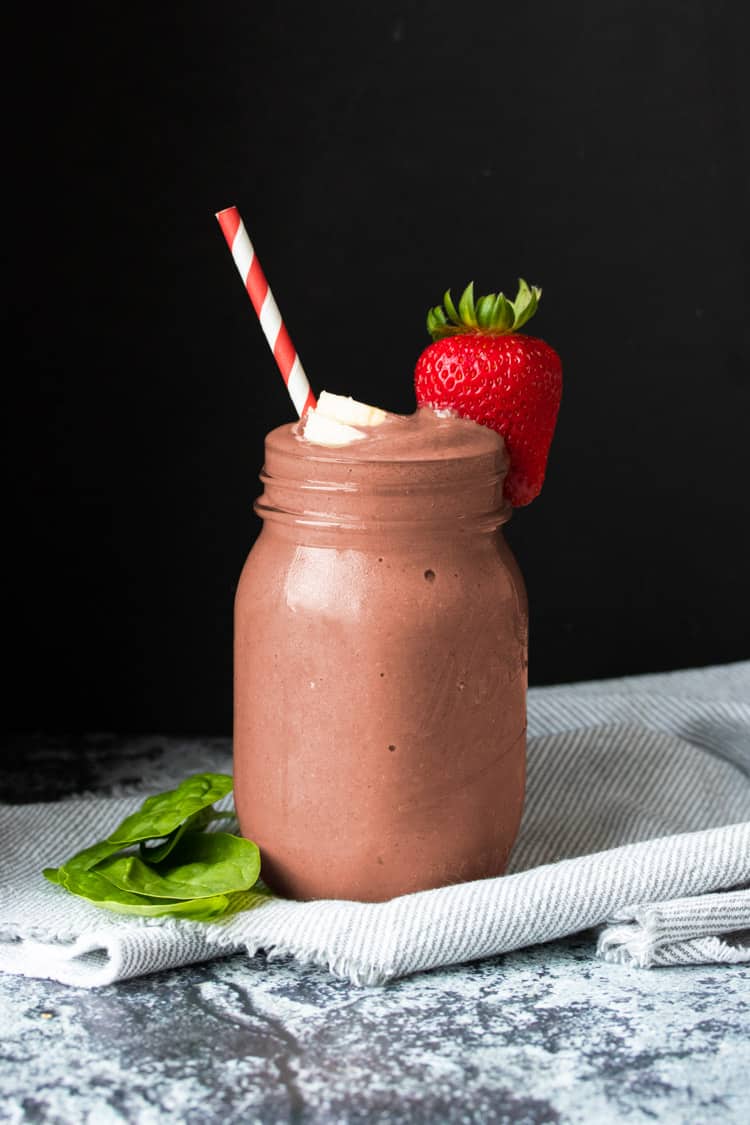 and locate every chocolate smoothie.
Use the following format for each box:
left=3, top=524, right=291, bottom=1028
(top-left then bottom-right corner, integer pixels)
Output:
left=233, top=408, right=528, bottom=902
